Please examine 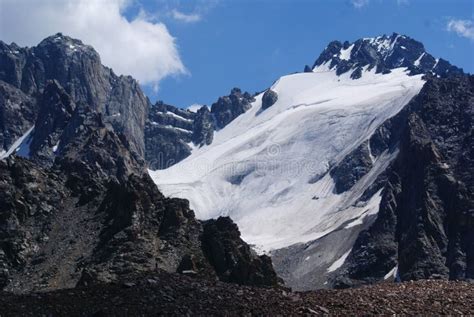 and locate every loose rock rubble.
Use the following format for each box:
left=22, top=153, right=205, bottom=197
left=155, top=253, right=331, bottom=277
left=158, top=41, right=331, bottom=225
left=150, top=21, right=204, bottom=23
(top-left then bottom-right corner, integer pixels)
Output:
left=0, top=271, right=472, bottom=316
